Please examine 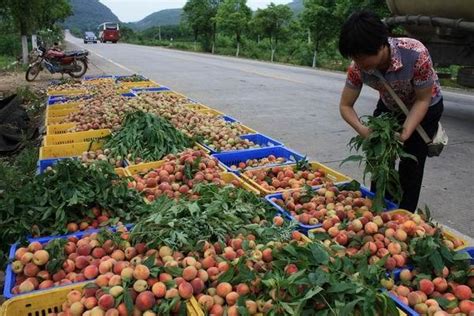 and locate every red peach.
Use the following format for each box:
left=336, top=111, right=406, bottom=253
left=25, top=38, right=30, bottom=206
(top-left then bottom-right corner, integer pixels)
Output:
left=453, top=285, right=472, bottom=301
left=135, top=291, right=156, bottom=311
left=84, top=265, right=99, bottom=279
left=98, top=294, right=115, bottom=310
left=133, top=265, right=150, bottom=280
left=178, top=281, right=193, bottom=299
left=418, top=279, right=435, bottom=295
